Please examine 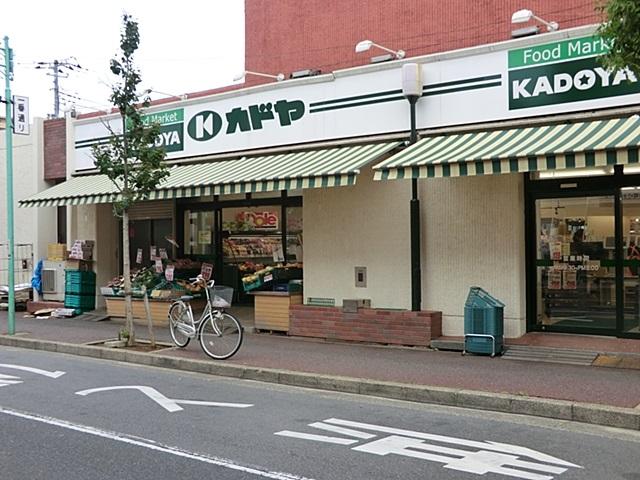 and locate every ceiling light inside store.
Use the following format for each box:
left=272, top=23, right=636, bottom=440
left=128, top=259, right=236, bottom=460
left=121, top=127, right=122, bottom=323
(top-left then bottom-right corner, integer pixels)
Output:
left=538, top=167, right=610, bottom=179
